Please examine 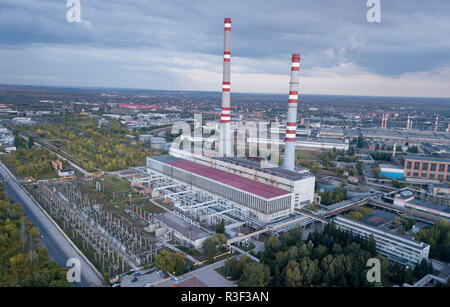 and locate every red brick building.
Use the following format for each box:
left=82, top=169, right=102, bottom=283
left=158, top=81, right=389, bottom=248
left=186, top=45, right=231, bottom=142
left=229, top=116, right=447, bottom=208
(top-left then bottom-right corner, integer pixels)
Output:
left=401, top=155, right=450, bottom=183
